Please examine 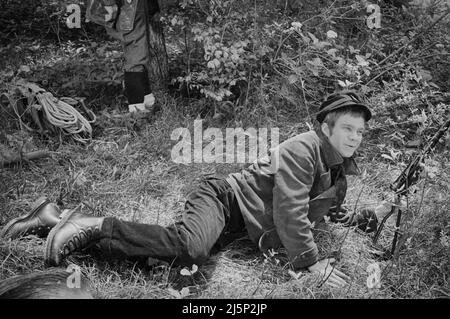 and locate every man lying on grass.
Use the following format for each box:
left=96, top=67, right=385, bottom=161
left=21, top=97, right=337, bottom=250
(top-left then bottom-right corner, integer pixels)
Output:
left=1, top=91, right=378, bottom=288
